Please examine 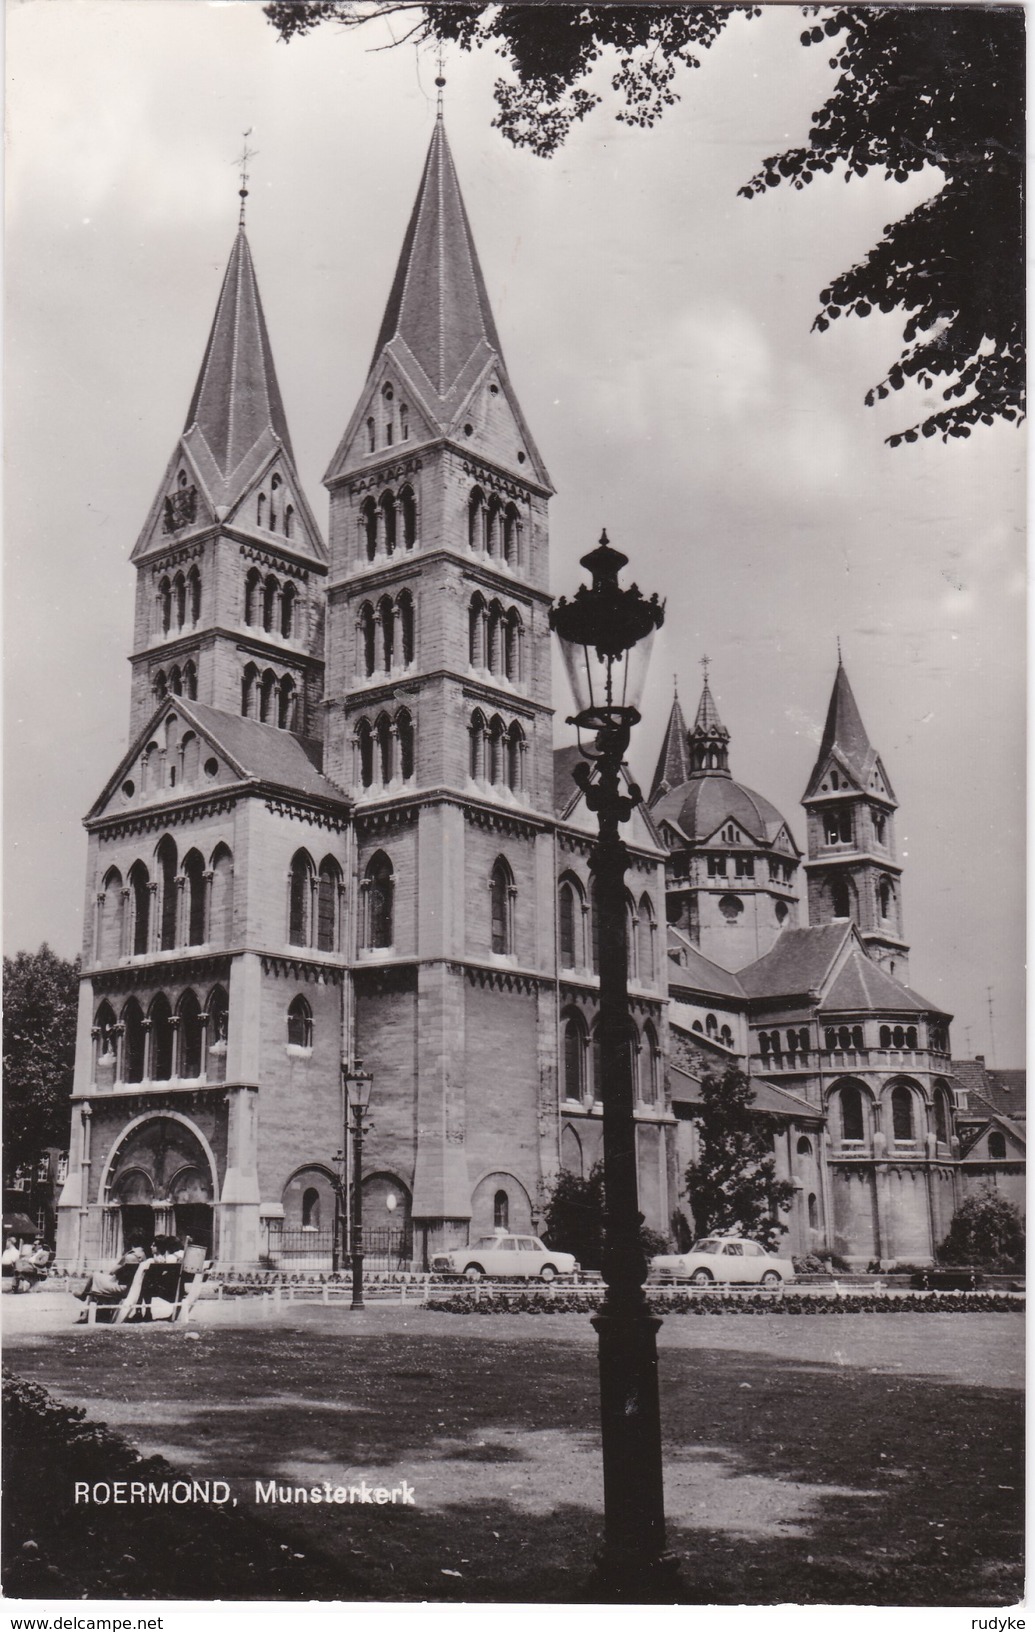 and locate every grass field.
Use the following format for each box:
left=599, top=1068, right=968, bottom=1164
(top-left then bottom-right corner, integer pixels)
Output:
left=3, top=1301, right=1024, bottom=1604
